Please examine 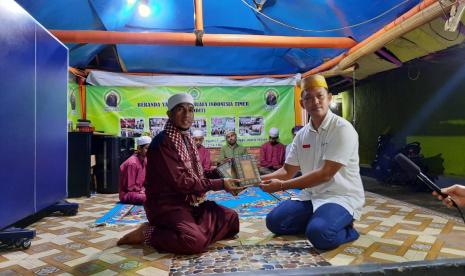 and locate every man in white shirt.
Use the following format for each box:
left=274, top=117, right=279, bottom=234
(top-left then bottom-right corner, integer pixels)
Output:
left=259, top=74, right=365, bottom=250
